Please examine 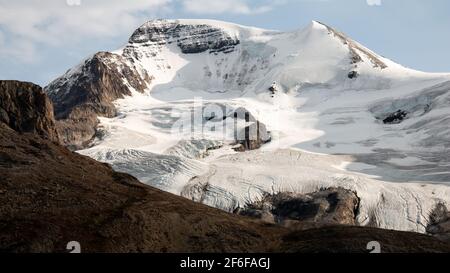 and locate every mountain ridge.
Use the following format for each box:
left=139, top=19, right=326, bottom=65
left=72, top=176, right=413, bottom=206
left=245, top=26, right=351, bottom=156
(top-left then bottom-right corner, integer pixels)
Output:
left=44, top=19, right=417, bottom=147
